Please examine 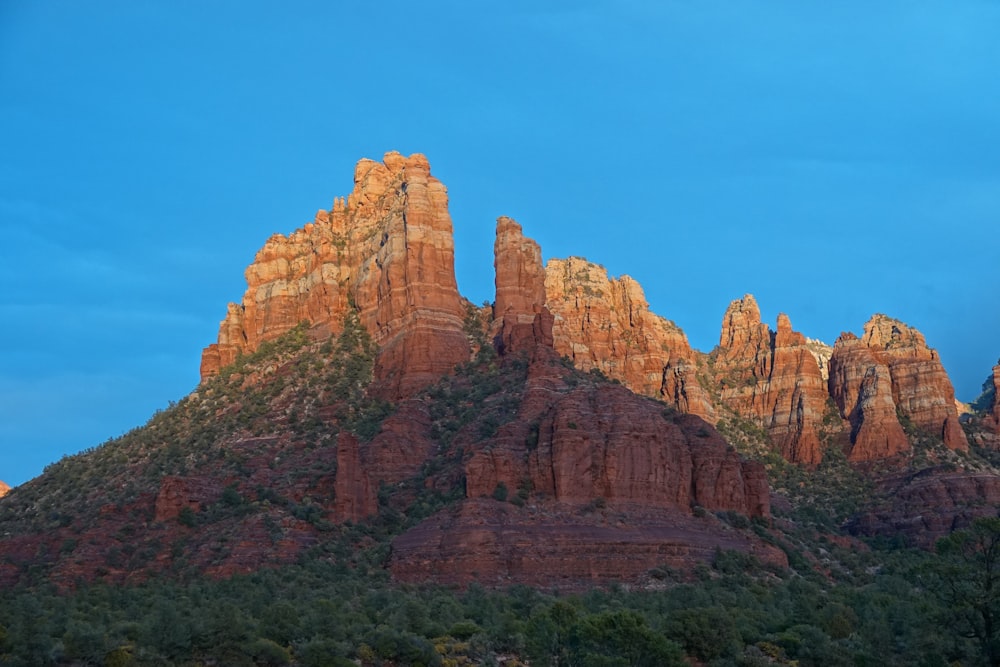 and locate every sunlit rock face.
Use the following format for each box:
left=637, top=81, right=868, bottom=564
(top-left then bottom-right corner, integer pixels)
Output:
left=828, top=314, right=969, bottom=461
left=712, top=295, right=827, bottom=466
left=544, top=257, right=714, bottom=419
left=200, top=152, right=469, bottom=398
